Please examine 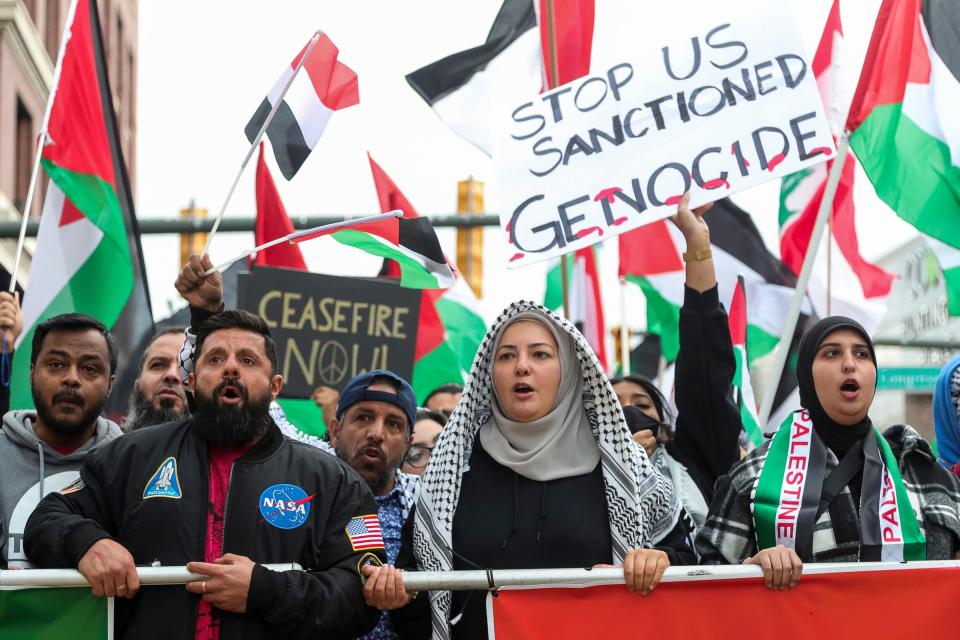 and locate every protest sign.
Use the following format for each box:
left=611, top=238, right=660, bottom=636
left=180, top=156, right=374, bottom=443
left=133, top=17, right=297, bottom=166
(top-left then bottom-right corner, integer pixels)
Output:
left=493, top=1, right=836, bottom=267
left=238, top=268, right=420, bottom=396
